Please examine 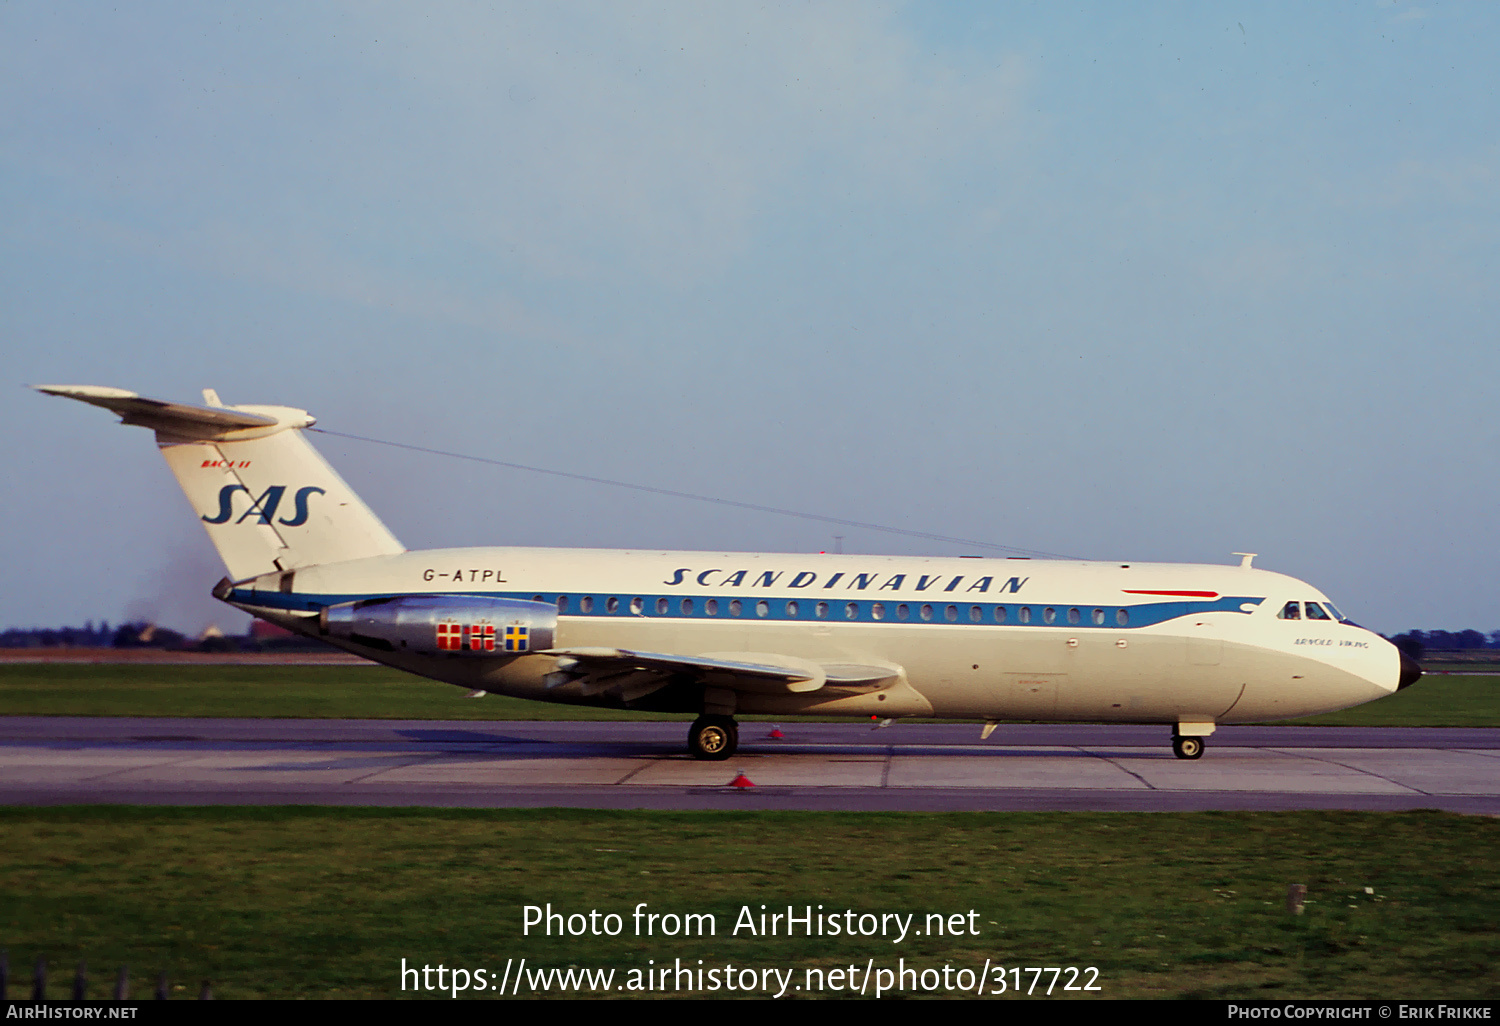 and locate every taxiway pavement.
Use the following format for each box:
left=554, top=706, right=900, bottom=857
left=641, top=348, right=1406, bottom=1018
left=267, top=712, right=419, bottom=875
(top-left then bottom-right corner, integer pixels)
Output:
left=2, top=718, right=1497, bottom=812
